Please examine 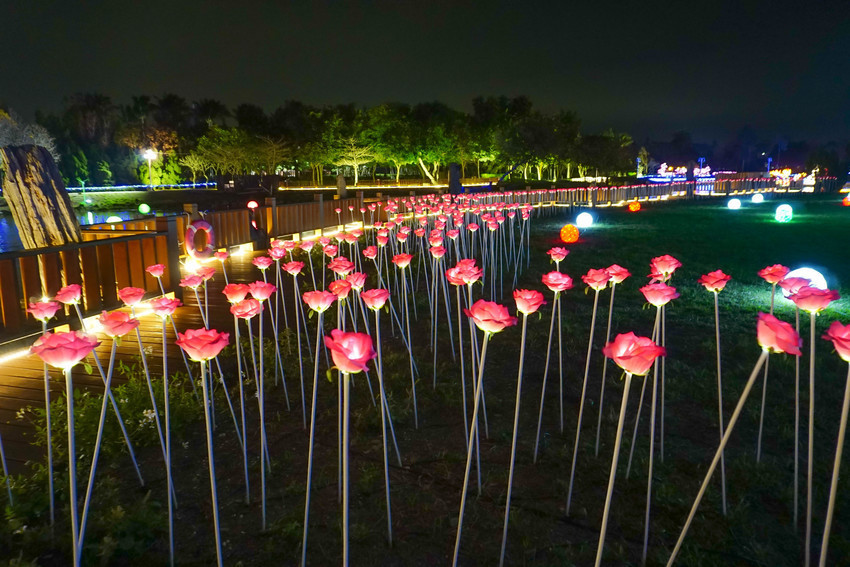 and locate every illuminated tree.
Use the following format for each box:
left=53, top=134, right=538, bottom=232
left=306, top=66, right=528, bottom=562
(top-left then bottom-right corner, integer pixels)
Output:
left=334, top=137, right=374, bottom=186
left=179, top=152, right=210, bottom=183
